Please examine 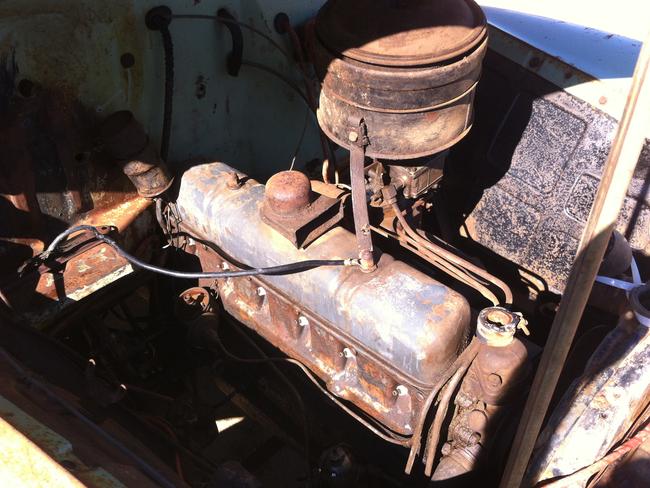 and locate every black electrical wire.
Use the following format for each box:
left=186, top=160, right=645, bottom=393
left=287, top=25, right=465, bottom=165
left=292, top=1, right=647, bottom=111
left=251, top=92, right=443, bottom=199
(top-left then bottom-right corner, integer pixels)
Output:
left=160, top=25, right=174, bottom=162
left=43, top=225, right=358, bottom=280
left=145, top=7, right=175, bottom=162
